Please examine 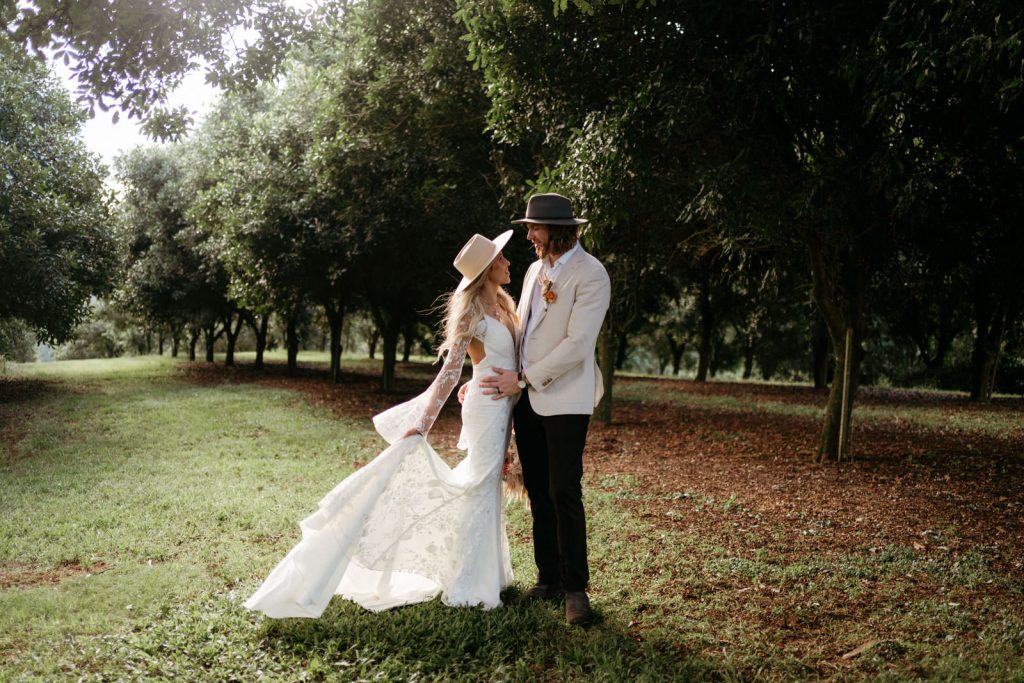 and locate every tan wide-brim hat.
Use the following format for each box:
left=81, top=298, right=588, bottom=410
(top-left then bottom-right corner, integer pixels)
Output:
left=511, top=192, right=589, bottom=226
left=454, top=230, right=514, bottom=293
